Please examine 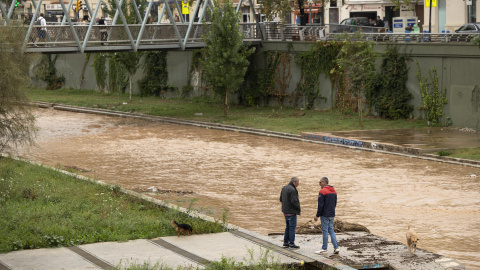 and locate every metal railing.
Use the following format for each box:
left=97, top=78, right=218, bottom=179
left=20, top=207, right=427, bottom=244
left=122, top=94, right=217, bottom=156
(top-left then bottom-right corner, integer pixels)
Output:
left=10, top=21, right=480, bottom=53
left=24, top=22, right=262, bottom=52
